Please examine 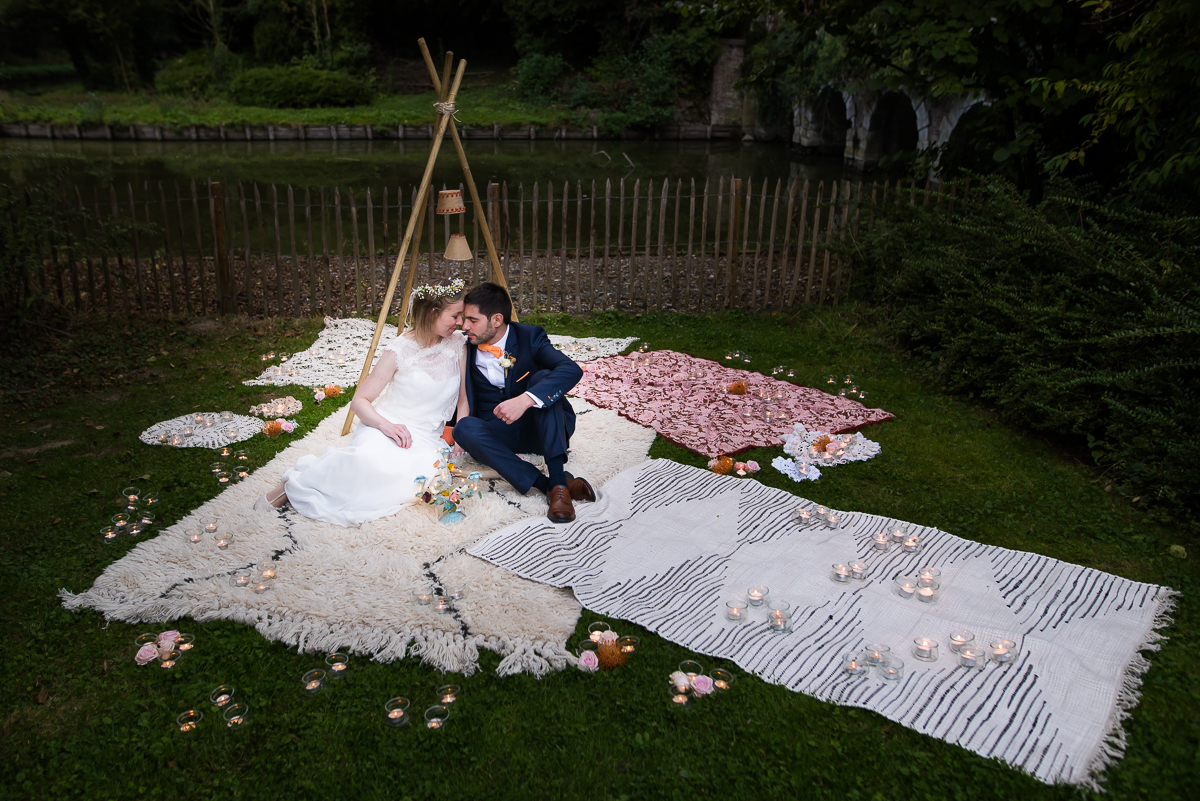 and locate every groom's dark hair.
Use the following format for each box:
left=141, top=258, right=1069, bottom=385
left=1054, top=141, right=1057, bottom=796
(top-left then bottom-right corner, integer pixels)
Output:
left=464, top=282, right=512, bottom=325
